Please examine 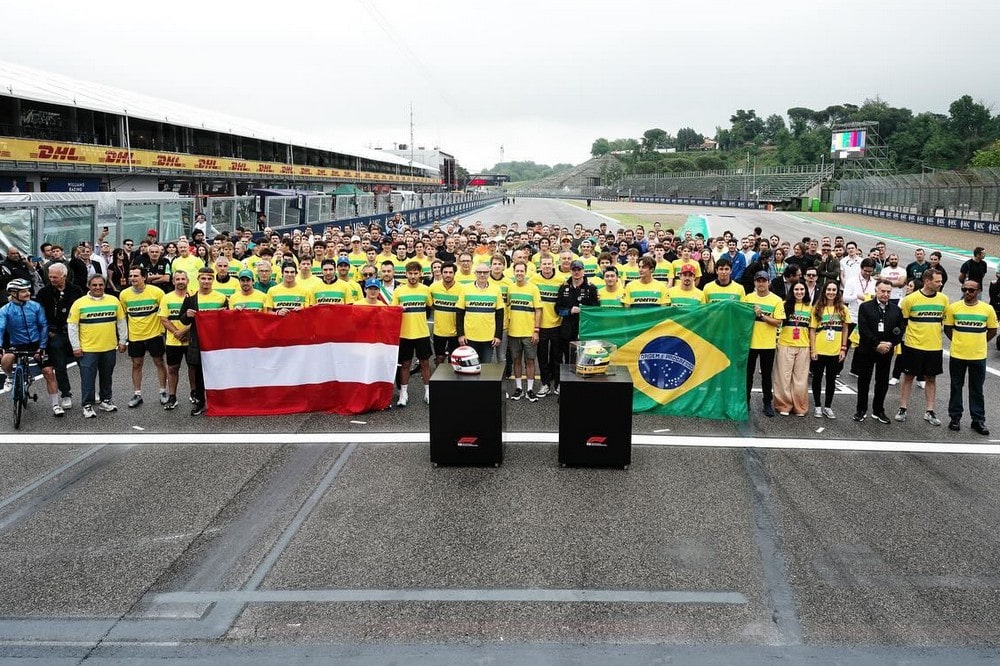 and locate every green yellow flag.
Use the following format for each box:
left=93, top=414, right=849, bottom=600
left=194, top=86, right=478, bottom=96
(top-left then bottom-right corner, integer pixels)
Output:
left=579, top=301, right=755, bottom=420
